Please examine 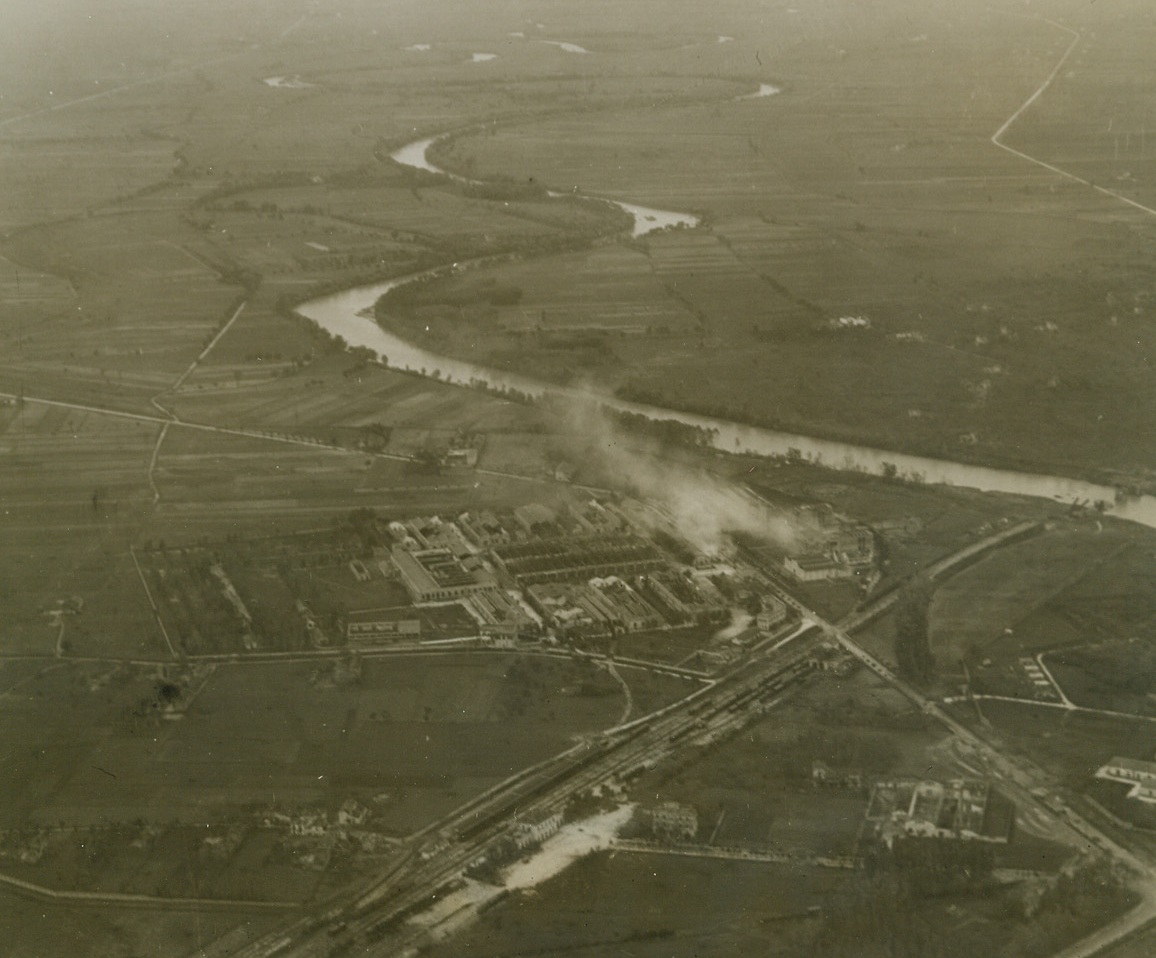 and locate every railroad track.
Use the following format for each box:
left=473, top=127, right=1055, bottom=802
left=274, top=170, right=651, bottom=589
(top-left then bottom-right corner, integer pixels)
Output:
left=229, top=631, right=820, bottom=957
